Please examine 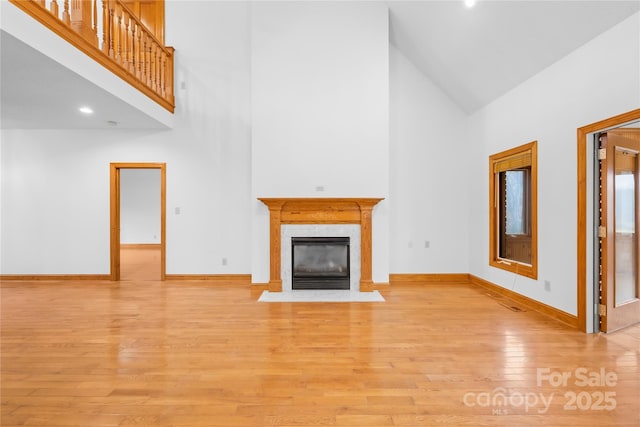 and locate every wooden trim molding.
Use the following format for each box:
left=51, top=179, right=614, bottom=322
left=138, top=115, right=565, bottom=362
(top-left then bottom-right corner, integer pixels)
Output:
left=1, top=274, right=249, bottom=284
left=372, top=282, right=390, bottom=287
left=258, top=198, right=384, bottom=292
left=121, top=243, right=162, bottom=249
left=110, top=163, right=166, bottom=281
left=390, top=273, right=471, bottom=283
left=576, top=109, right=640, bottom=331
left=165, top=274, right=252, bottom=283
left=489, top=140, right=538, bottom=279
left=469, top=274, right=578, bottom=328
left=0, top=275, right=111, bottom=281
